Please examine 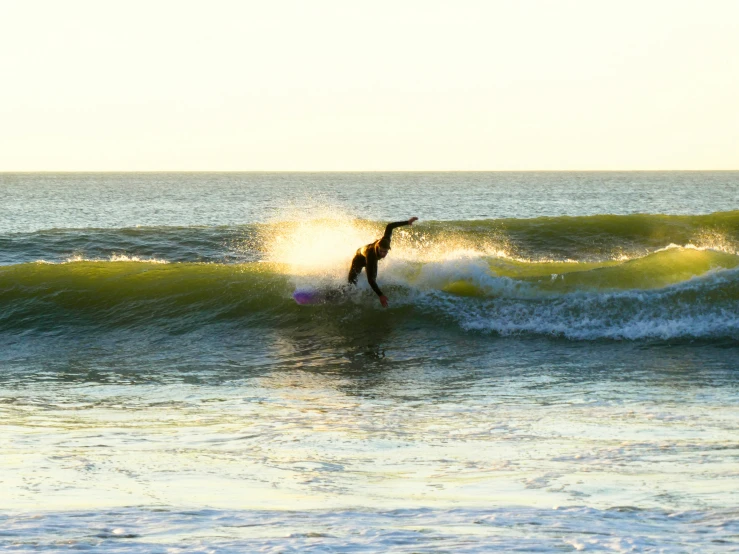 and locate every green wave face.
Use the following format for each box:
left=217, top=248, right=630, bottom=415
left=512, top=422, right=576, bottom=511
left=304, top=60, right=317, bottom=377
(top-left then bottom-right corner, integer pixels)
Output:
left=0, top=262, right=292, bottom=331
left=2, top=242, right=739, bottom=341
